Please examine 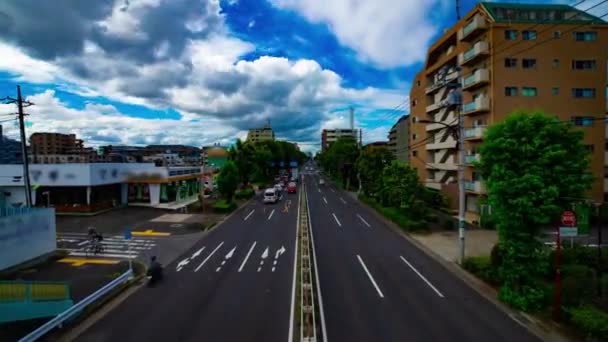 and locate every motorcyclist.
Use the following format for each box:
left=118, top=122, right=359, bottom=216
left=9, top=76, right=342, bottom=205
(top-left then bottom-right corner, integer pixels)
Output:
left=148, top=256, right=163, bottom=283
